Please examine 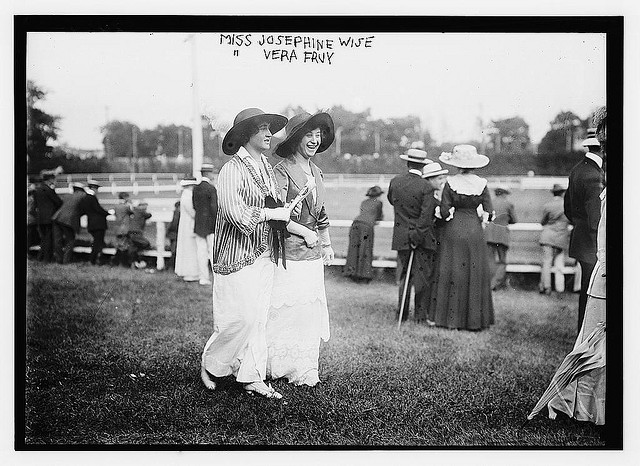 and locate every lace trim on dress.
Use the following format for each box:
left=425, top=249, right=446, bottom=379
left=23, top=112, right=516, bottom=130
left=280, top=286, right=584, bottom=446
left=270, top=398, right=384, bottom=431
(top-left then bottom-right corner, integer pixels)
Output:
left=447, top=174, right=487, bottom=196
